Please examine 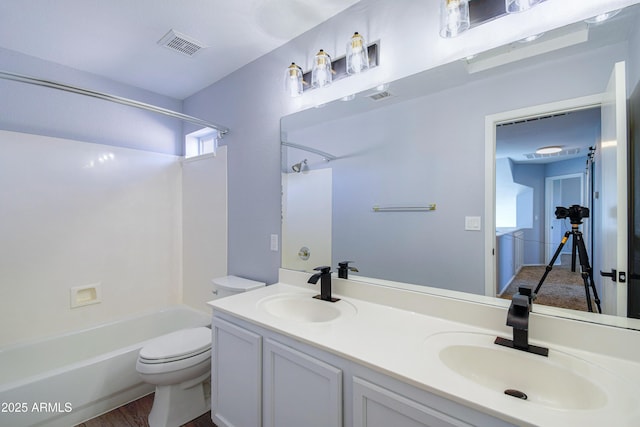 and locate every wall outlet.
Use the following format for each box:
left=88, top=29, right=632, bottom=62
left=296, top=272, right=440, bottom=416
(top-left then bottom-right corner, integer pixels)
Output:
left=270, top=234, right=279, bottom=251
left=465, top=216, right=482, bottom=231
